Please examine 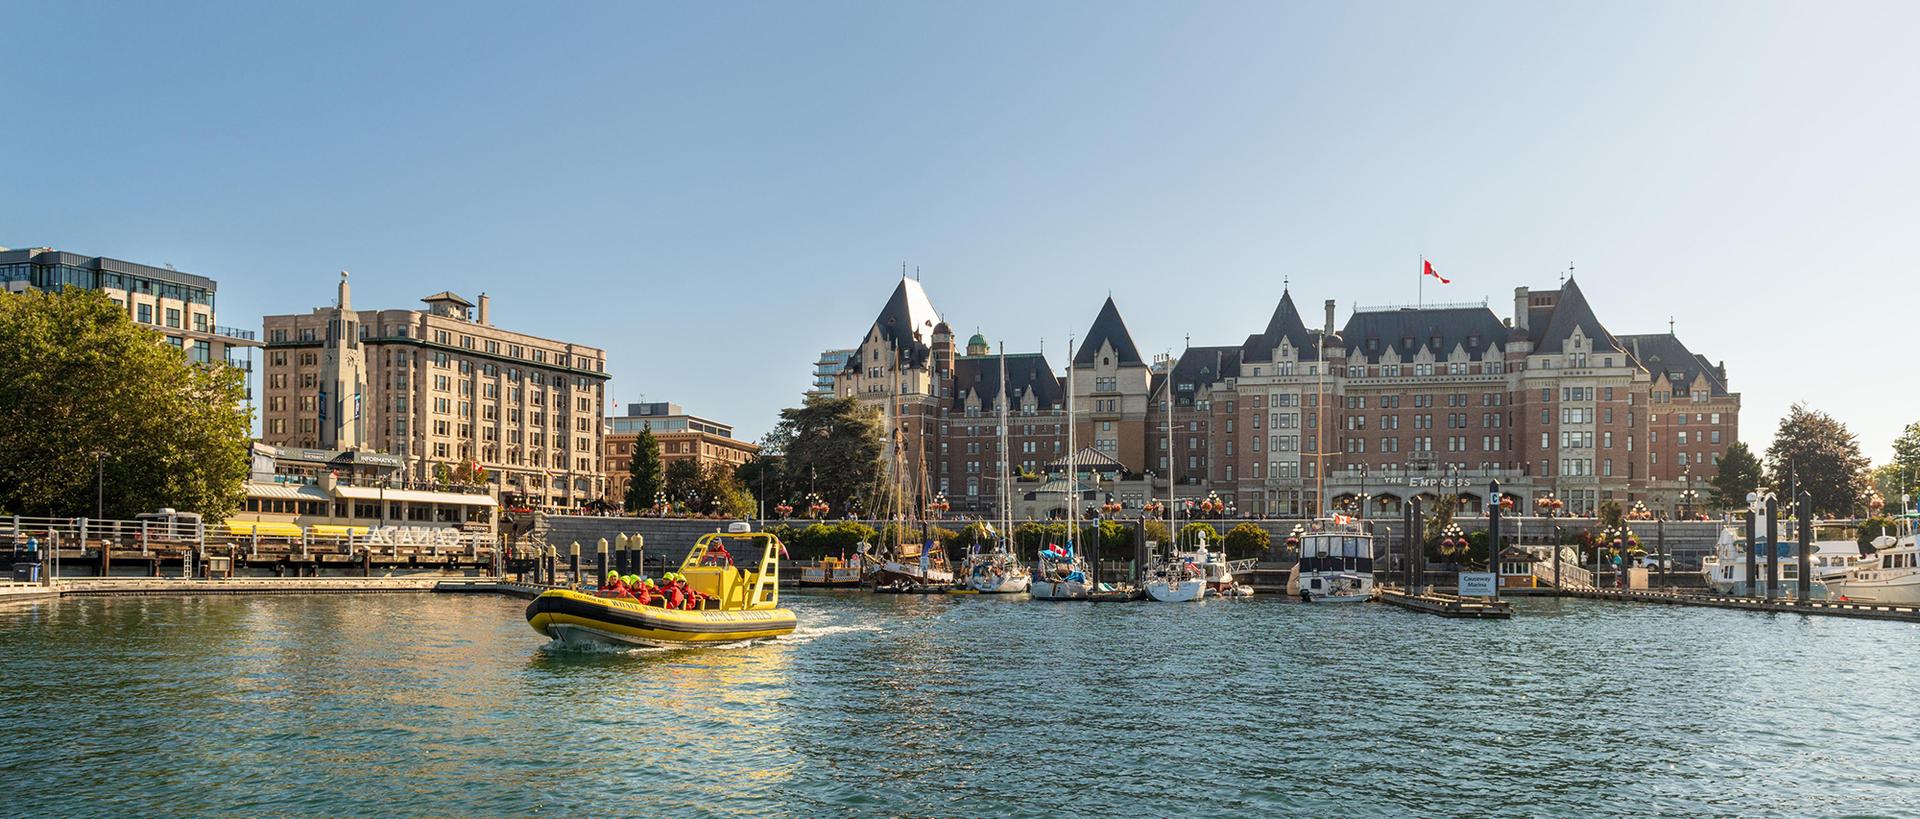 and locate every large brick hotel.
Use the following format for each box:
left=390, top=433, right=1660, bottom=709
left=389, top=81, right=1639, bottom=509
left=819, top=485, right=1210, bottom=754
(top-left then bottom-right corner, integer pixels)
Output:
left=830, top=275, right=1737, bottom=520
